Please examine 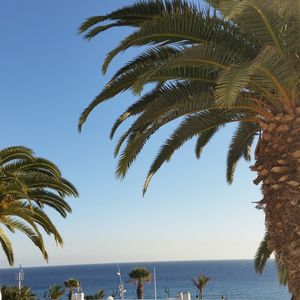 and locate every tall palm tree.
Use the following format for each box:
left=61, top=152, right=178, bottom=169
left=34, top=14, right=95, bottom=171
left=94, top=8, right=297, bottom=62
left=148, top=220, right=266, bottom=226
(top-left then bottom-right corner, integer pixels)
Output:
left=47, top=284, right=66, bottom=300
left=64, top=278, right=80, bottom=300
left=128, top=267, right=151, bottom=299
left=1, top=285, right=36, bottom=300
left=0, top=146, right=78, bottom=265
left=79, top=0, right=300, bottom=298
left=191, top=275, right=210, bottom=299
